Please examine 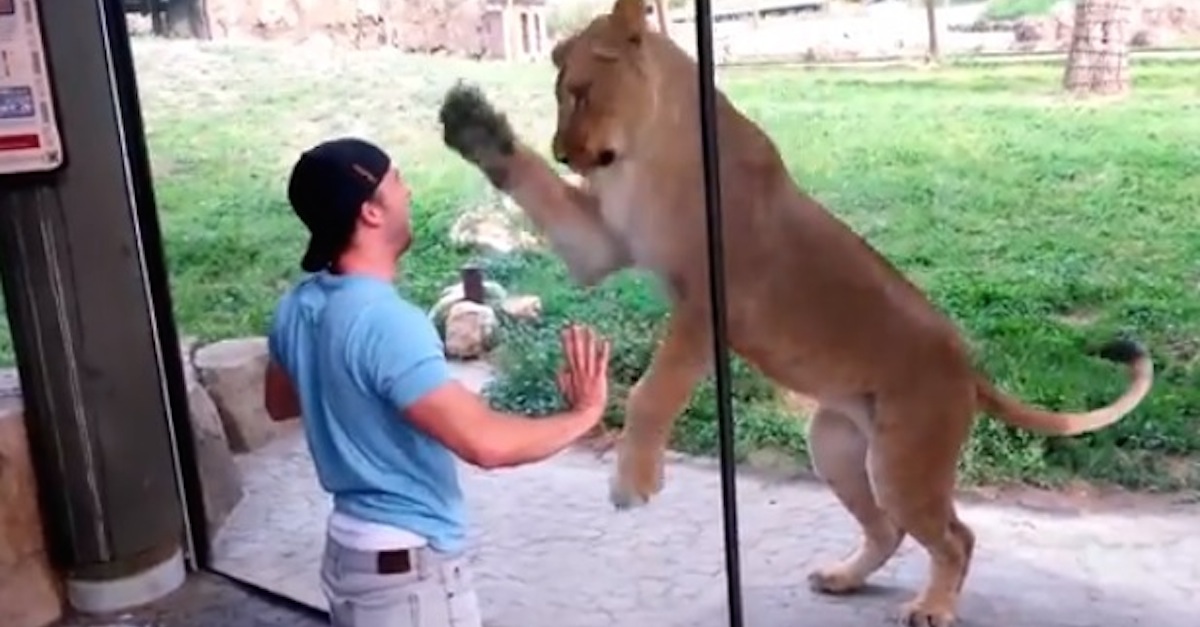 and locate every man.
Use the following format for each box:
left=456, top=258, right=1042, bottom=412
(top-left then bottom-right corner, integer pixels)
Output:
left=262, top=136, right=611, bottom=627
